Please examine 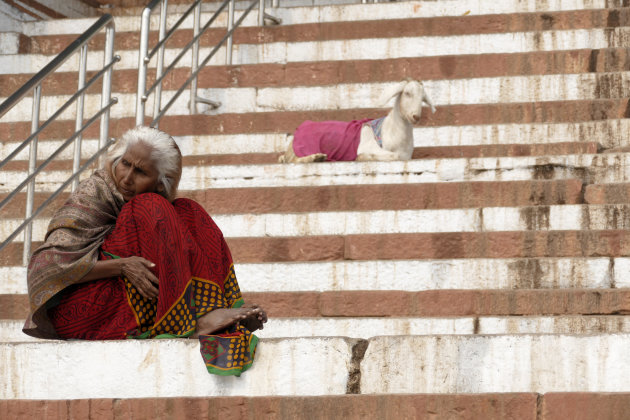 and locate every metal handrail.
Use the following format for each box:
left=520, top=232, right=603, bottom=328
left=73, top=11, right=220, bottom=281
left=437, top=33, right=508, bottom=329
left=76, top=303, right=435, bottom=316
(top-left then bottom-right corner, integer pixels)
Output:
left=0, top=57, right=119, bottom=171
left=0, top=139, right=115, bottom=255
left=0, top=15, right=114, bottom=118
left=135, top=0, right=280, bottom=127
left=0, top=14, right=118, bottom=264
left=0, top=99, right=118, bottom=214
